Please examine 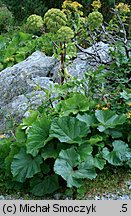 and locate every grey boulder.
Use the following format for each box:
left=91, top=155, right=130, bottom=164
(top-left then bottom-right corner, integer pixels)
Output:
left=0, top=51, right=56, bottom=132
